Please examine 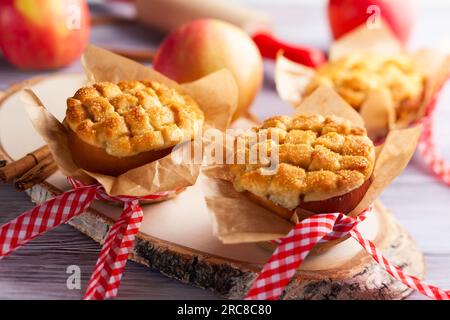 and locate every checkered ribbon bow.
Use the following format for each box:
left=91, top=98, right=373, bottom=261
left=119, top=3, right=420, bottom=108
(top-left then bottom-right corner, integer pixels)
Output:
left=245, top=206, right=450, bottom=300
left=418, top=90, right=450, bottom=186
left=0, top=177, right=178, bottom=300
